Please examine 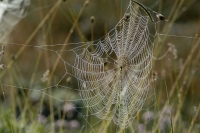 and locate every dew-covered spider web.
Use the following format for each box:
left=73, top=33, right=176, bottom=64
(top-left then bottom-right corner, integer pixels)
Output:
left=70, top=2, right=157, bottom=128
left=0, top=0, right=200, bottom=133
